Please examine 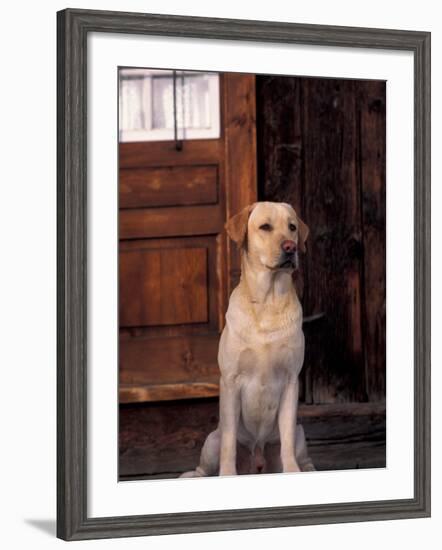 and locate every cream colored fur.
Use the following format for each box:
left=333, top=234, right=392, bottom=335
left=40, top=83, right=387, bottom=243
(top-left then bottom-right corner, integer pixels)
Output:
left=181, top=202, right=314, bottom=477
